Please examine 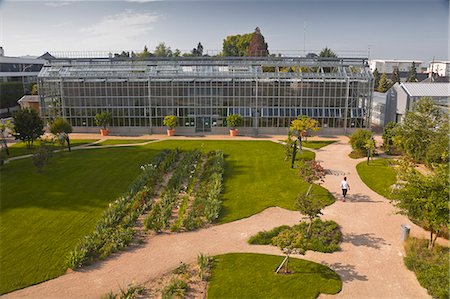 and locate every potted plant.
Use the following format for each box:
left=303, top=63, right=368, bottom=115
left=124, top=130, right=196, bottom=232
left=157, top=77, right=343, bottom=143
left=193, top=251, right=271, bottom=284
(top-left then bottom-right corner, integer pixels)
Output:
left=226, top=114, right=243, bottom=136
left=95, top=112, right=111, bottom=136
left=163, top=115, right=178, bottom=136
